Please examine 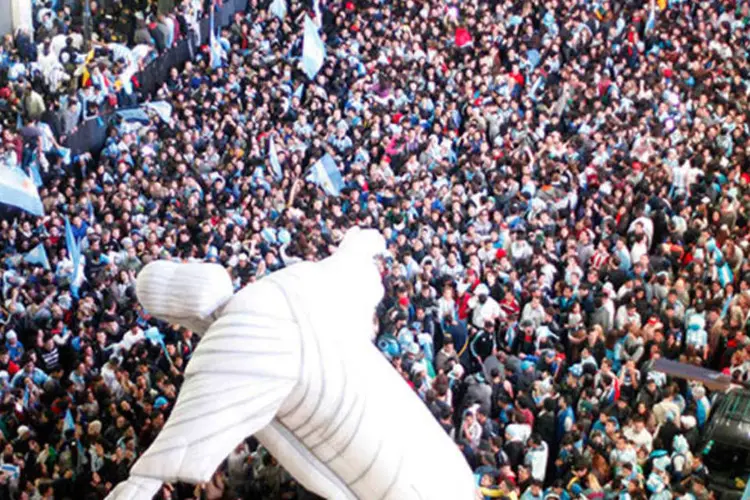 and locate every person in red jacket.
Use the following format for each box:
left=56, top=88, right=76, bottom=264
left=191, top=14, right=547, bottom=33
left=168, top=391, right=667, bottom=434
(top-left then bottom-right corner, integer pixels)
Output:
left=0, top=346, right=20, bottom=377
